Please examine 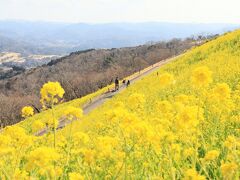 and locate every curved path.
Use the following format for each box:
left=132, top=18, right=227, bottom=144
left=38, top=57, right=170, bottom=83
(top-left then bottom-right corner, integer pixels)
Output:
left=36, top=55, right=179, bottom=136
